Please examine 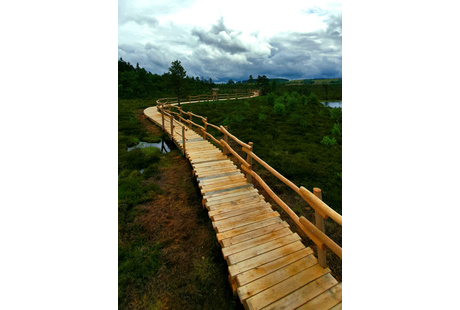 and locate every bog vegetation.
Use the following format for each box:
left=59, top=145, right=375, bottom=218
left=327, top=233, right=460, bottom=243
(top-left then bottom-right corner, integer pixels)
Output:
left=118, top=59, right=342, bottom=309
